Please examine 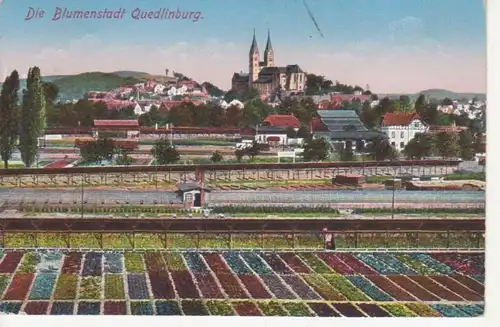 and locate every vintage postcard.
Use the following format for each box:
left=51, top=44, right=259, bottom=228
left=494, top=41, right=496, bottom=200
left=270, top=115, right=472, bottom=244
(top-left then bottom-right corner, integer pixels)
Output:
left=0, top=0, right=486, bottom=321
